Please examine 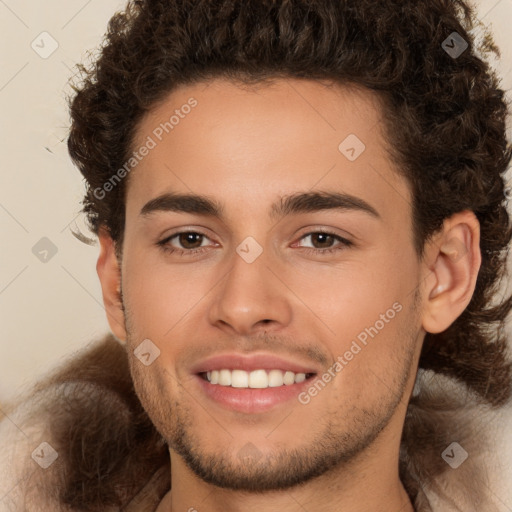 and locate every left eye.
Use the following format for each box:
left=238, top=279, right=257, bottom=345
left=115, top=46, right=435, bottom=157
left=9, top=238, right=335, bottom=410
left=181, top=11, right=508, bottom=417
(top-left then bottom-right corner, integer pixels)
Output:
left=295, top=232, right=350, bottom=251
